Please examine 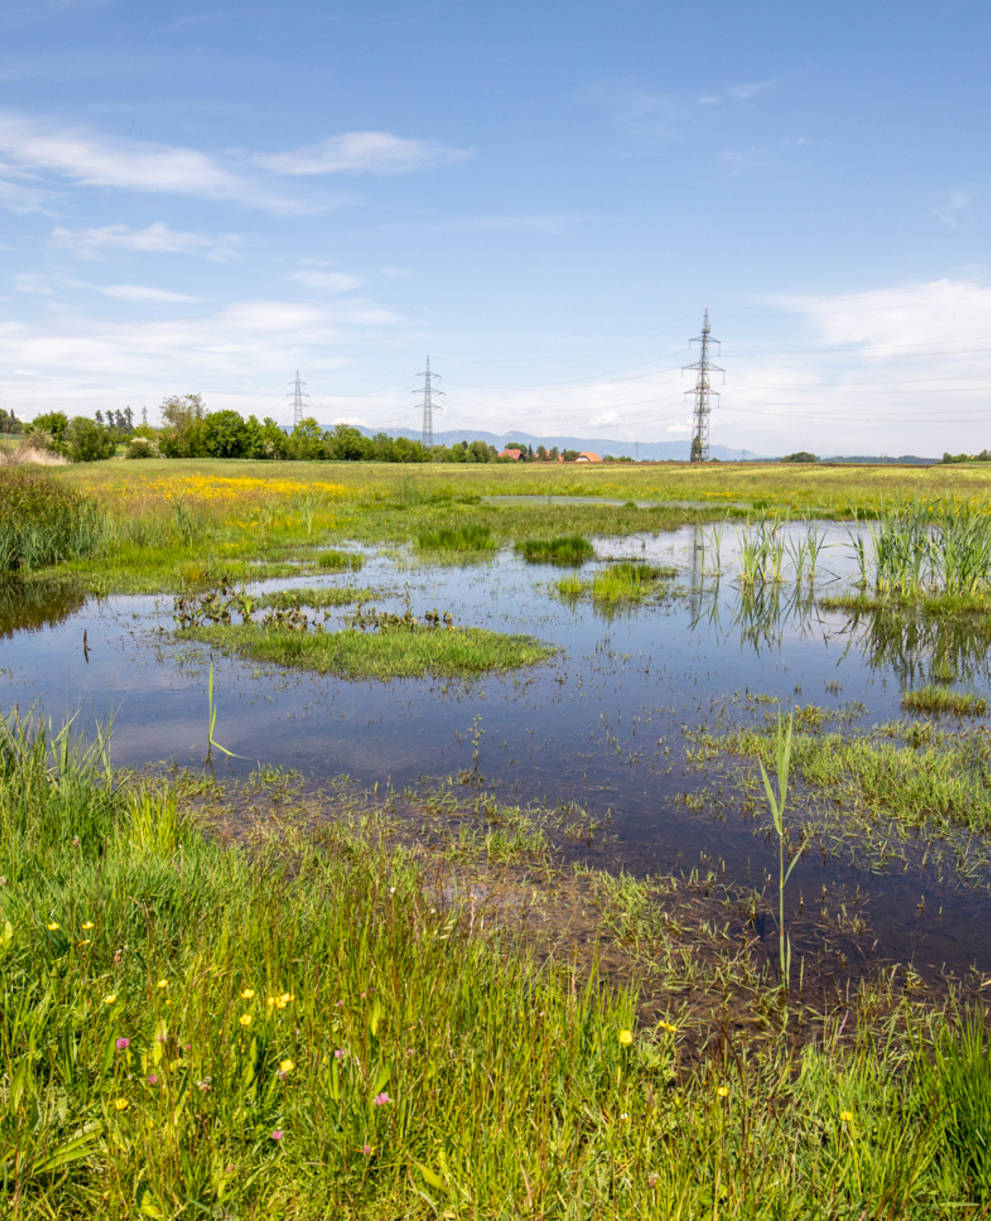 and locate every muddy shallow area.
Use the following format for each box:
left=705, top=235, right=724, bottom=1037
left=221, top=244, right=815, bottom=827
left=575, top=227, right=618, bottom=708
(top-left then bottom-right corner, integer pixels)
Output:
left=3, top=520, right=991, bottom=982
